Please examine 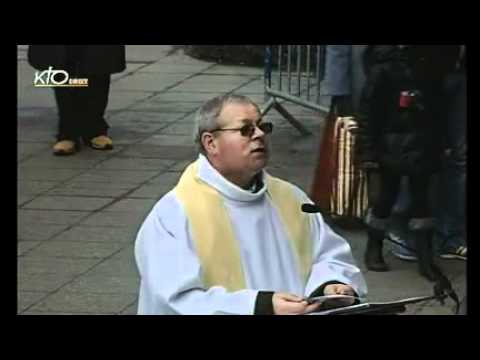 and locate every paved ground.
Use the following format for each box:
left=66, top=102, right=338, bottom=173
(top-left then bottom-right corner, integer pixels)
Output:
left=17, top=45, right=466, bottom=315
